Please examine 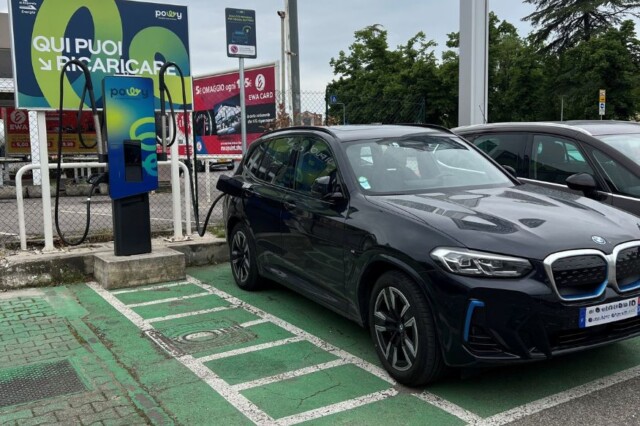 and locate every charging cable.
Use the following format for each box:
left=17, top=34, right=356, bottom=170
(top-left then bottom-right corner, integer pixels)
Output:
left=54, top=59, right=105, bottom=246
left=158, top=62, right=224, bottom=237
